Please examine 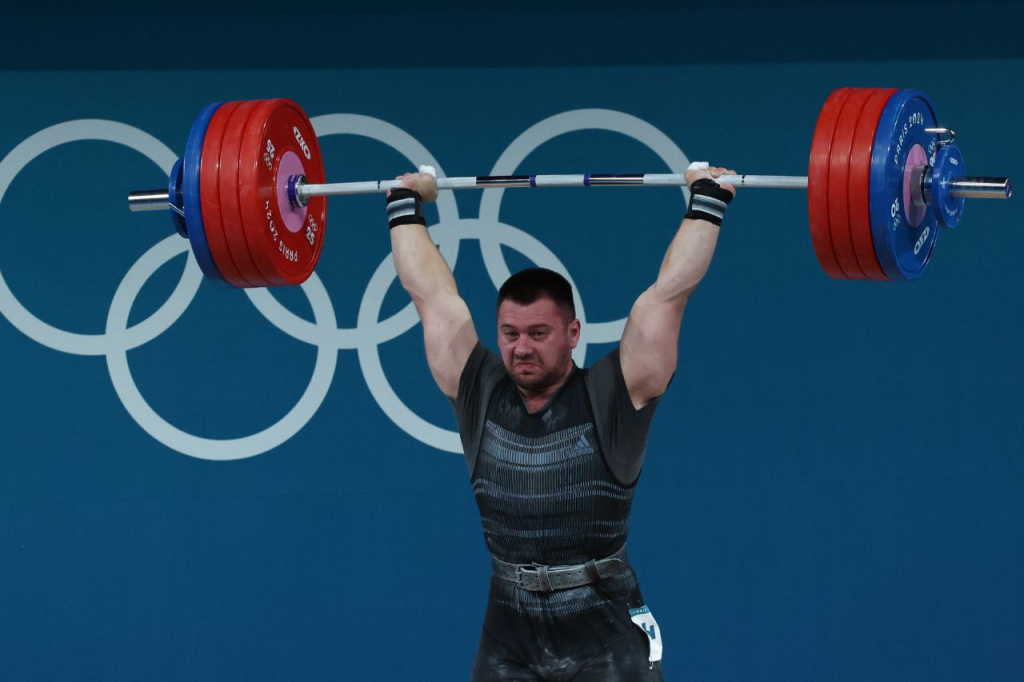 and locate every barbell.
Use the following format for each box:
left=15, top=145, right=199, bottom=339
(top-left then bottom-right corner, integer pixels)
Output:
left=127, top=88, right=1012, bottom=287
